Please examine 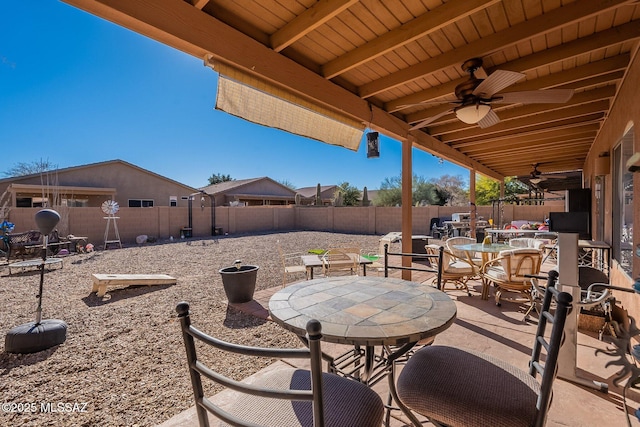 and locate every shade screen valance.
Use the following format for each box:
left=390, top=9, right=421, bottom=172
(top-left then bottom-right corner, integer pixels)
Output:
left=214, top=63, right=364, bottom=151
